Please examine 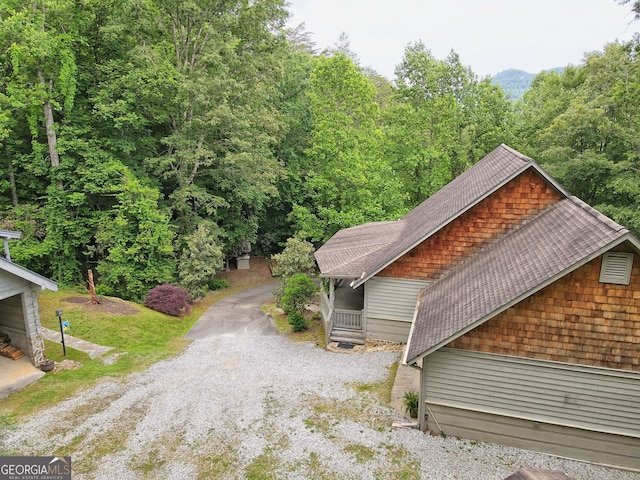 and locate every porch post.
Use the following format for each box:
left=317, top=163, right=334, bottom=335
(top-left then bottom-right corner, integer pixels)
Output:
left=329, top=278, right=335, bottom=309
